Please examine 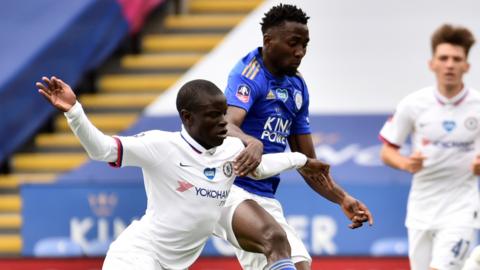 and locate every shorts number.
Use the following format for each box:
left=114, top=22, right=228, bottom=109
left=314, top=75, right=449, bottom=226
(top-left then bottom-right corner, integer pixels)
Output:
left=451, top=239, right=470, bottom=259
